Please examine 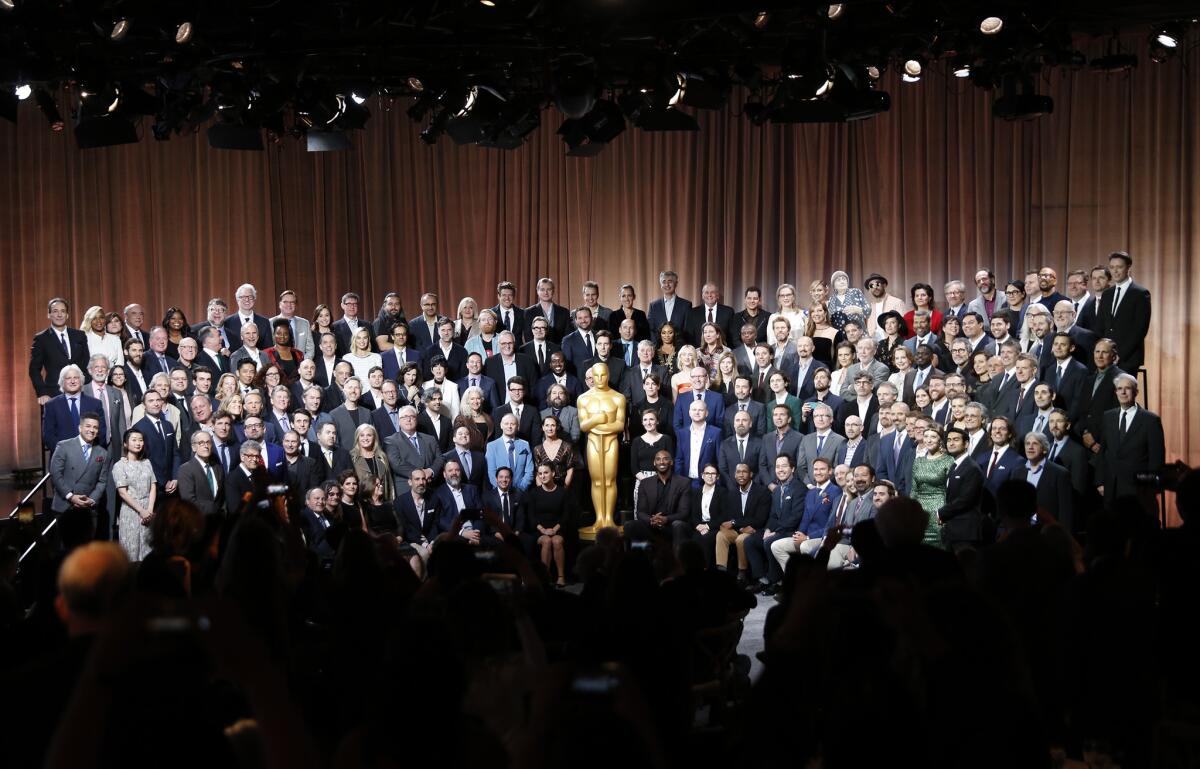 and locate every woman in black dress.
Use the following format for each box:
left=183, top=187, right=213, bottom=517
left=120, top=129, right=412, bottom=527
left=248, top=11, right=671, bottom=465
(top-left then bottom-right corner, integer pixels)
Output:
left=336, top=469, right=367, bottom=533
left=630, top=410, right=675, bottom=479
left=532, top=415, right=577, bottom=487
left=610, top=283, right=652, bottom=341
left=632, top=373, right=674, bottom=439
left=527, top=463, right=578, bottom=587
